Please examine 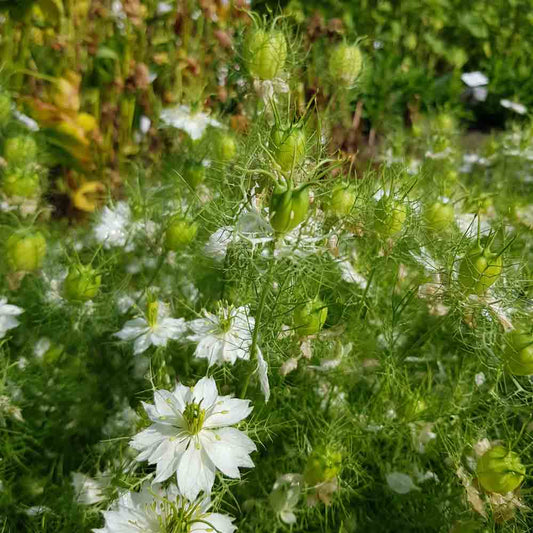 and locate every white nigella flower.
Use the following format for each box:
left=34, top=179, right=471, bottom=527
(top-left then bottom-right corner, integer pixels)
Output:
left=94, top=482, right=236, bottom=533
left=500, top=99, right=527, bottom=115
left=71, top=472, right=110, bottom=505
left=455, top=213, right=491, bottom=239
left=94, top=202, right=132, bottom=250
left=0, top=297, right=23, bottom=339
left=269, top=474, right=303, bottom=525
left=461, top=71, right=488, bottom=88
left=338, top=259, right=367, bottom=288
left=204, top=226, right=235, bottom=261
left=130, top=377, right=256, bottom=501
left=386, top=472, right=420, bottom=494
left=115, top=301, right=187, bottom=355
left=187, top=305, right=255, bottom=366
left=160, top=105, right=221, bottom=141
